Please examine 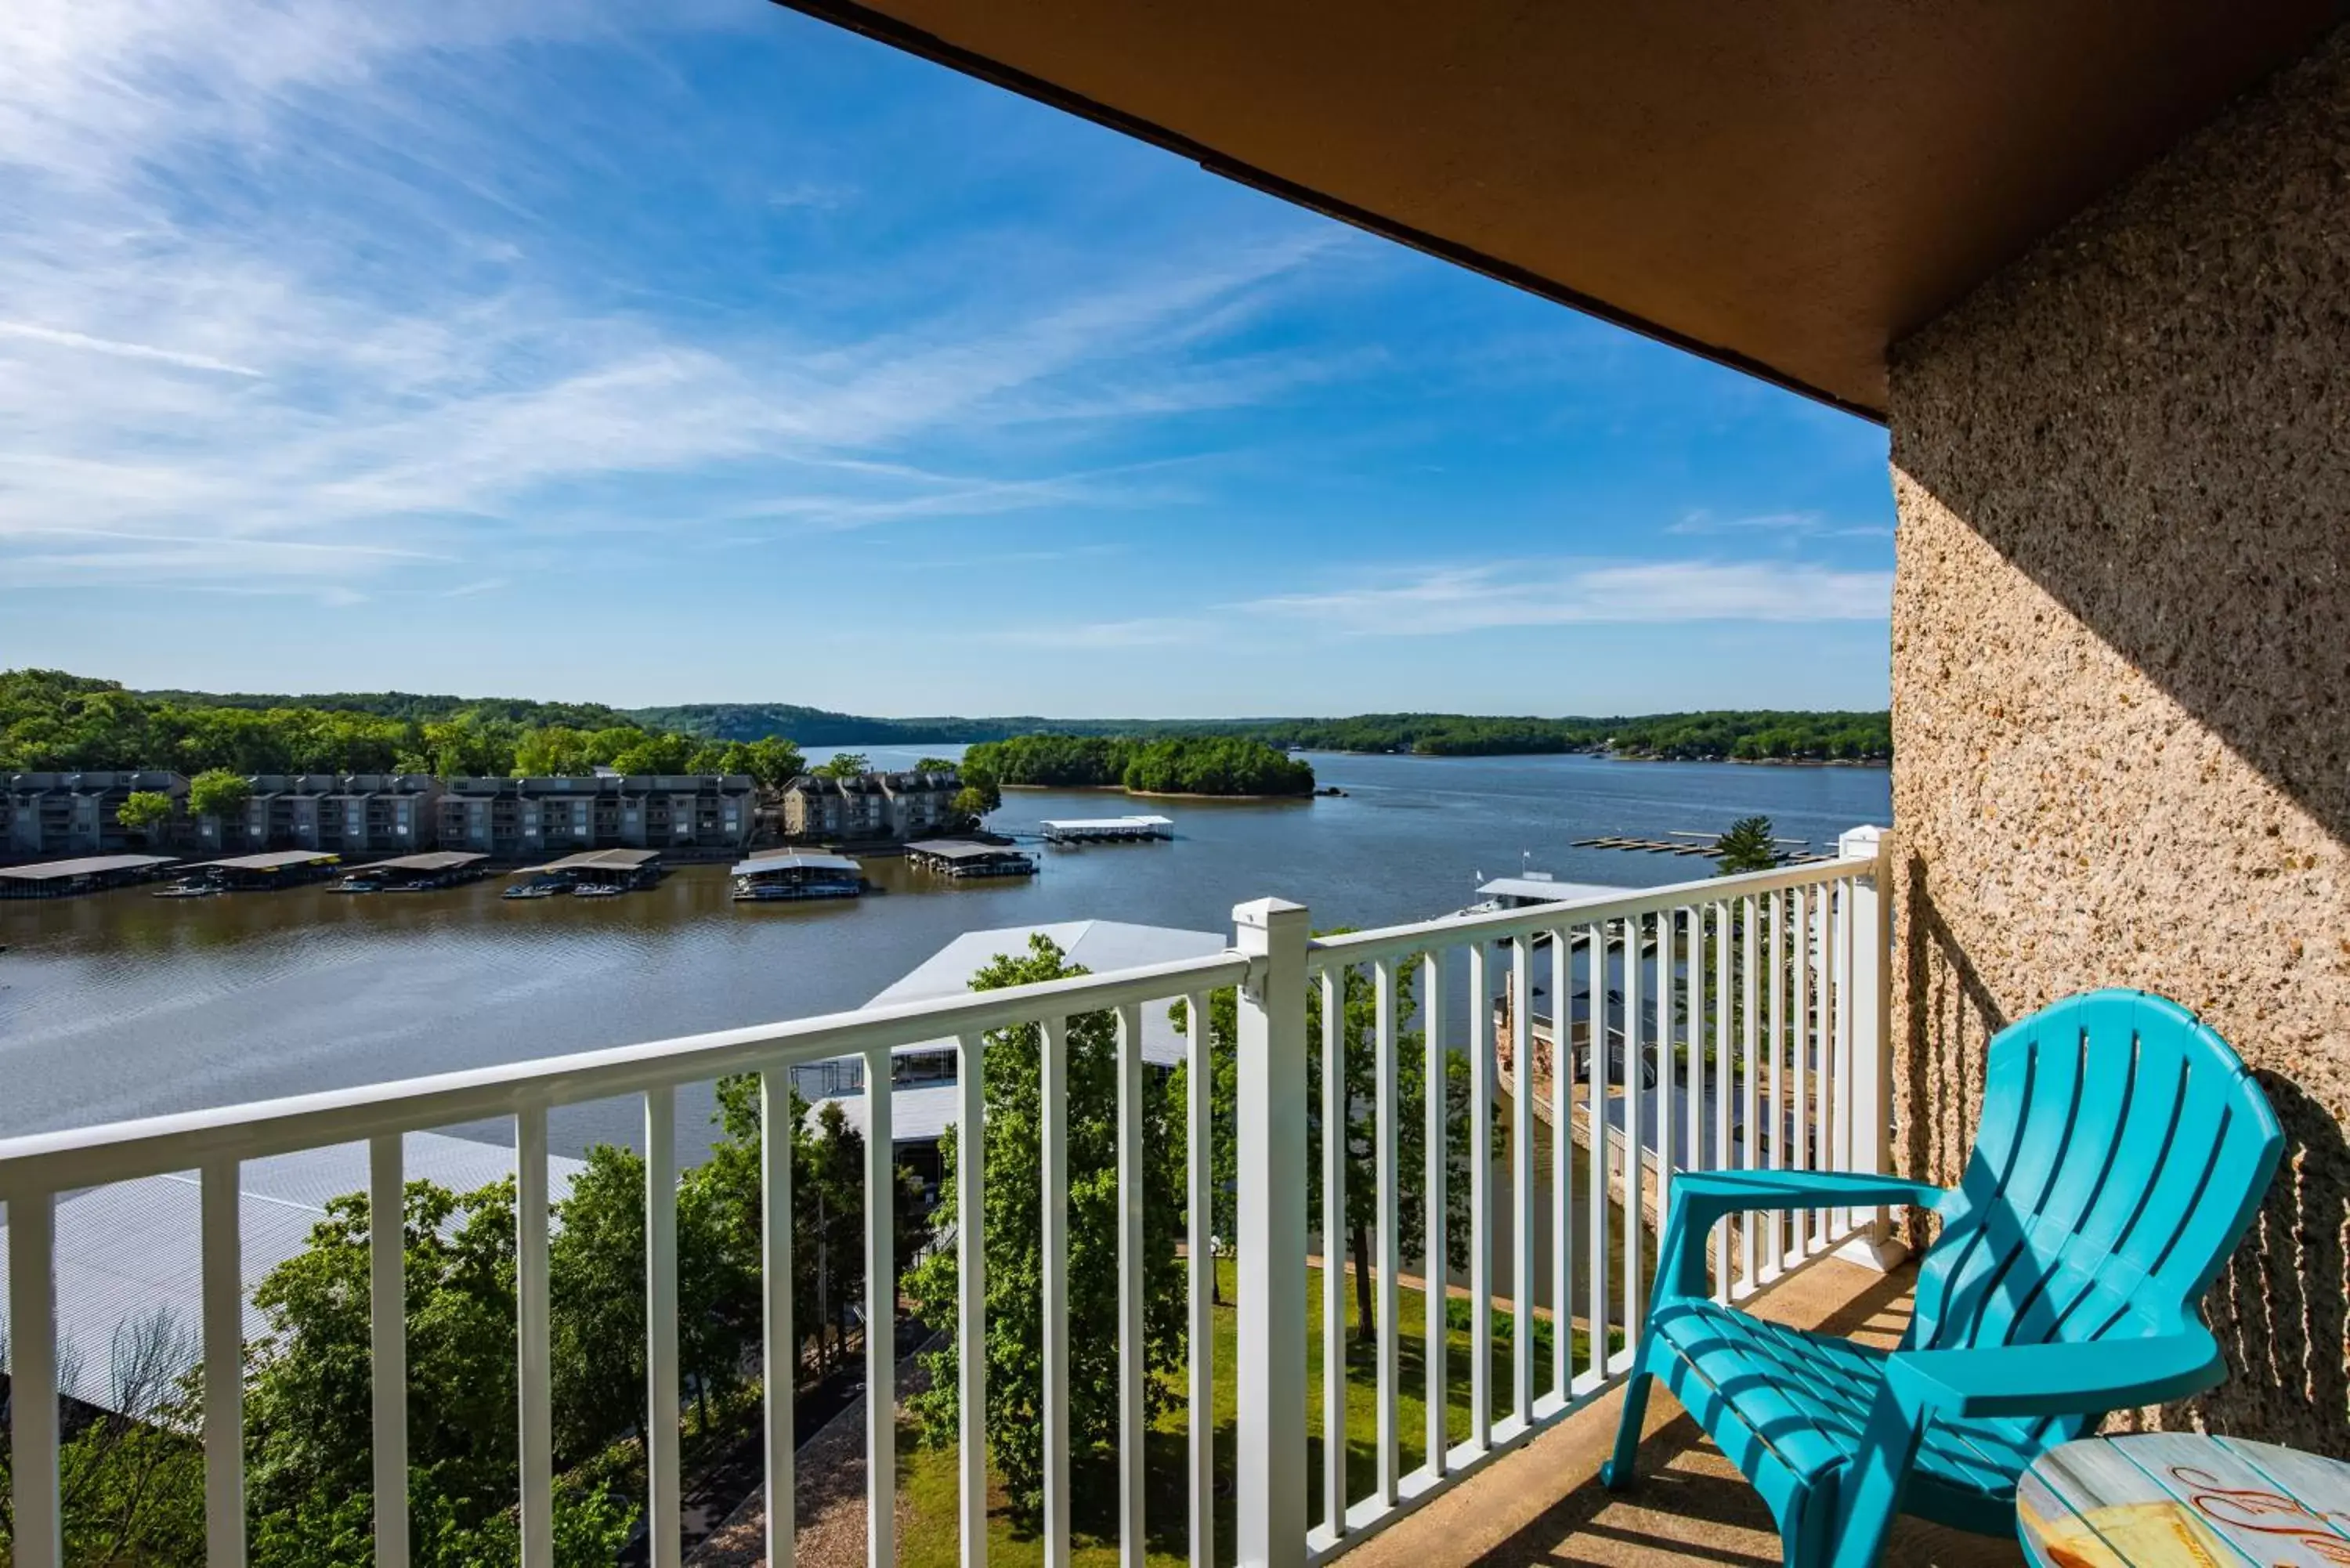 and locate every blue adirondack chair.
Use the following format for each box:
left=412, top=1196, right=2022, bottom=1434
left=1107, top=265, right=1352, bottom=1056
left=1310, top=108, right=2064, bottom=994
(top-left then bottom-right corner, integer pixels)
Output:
left=1600, top=988, right=2282, bottom=1568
